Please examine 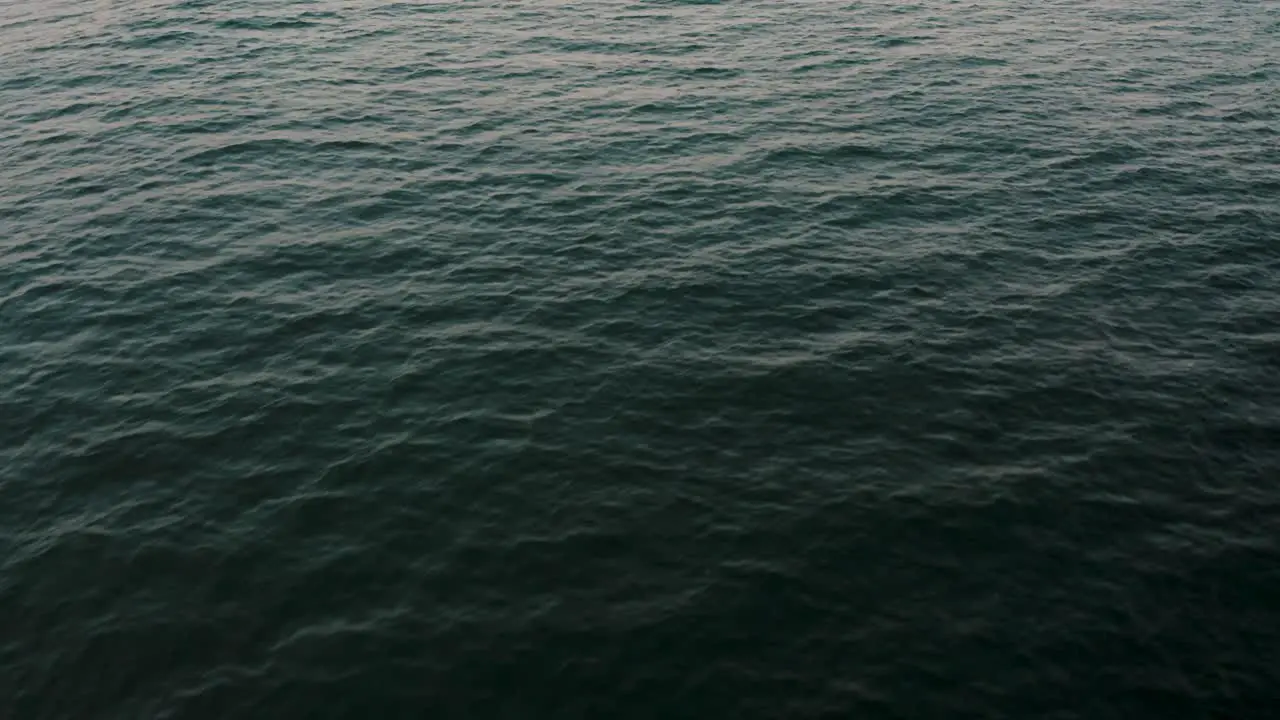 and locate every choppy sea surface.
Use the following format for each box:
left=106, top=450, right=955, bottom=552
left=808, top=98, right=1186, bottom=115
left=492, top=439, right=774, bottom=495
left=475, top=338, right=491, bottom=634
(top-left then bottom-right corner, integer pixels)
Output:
left=2, top=0, right=1278, bottom=717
